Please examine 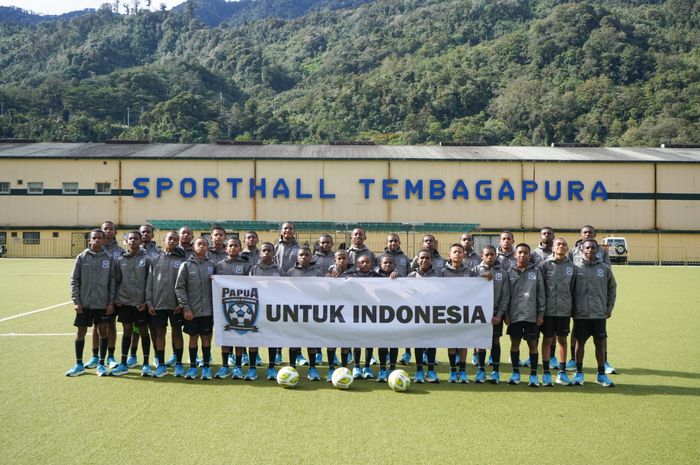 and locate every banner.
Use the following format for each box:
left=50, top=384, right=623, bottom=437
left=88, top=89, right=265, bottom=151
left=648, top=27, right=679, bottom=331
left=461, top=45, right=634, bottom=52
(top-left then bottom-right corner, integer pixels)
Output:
left=212, top=276, right=493, bottom=348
